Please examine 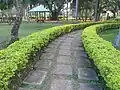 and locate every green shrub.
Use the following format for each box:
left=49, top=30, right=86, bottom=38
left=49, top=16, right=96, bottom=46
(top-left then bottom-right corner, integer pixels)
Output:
left=0, top=21, right=119, bottom=90
left=0, top=22, right=97, bottom=90
left=82, top=23, right=120, bottom=90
